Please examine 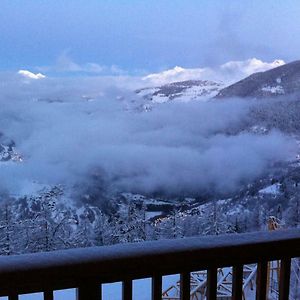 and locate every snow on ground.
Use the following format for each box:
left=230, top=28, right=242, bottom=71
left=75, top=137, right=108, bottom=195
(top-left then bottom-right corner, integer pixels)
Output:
left=146, top=211, right=163, bottom=220
left=144, top=199, right=170, bottom=205
left=227, top=205, right=247, bottom=216
left=121, top=193, right=146, bottom=202
left=184, top=197, right=196, bottom=203
left=259, top=183, right=281, bottom=195
left=136, top=80, right=223, bottom=106
left=151, top=94, right=170, bottom=104
left=261, top=85, right=285, bottom=94
left=0, top=145, right=22, bottom=162
left=137, top=88, right=160, bottom=98
left=171, top=84, right=221, bottom=103
left=249, top=125, right=268, bottom=134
